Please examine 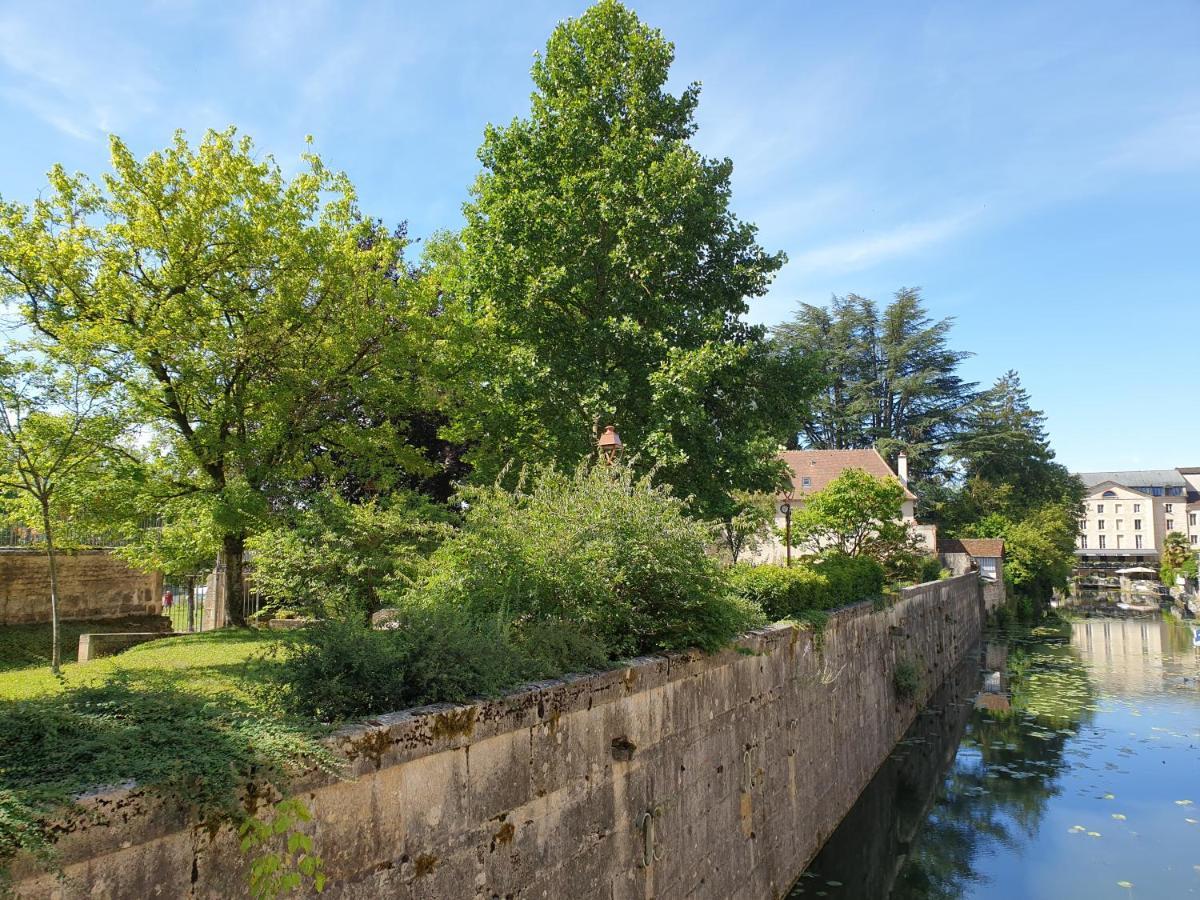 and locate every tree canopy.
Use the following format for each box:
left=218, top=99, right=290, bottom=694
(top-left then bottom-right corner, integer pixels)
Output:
left=445, top=0, right=816, bottom=517
left=0, top=129, right=438, bottom=623
left=772, top=288, right=977, bottom=483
